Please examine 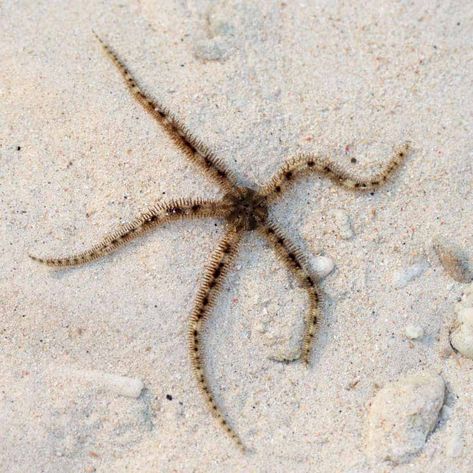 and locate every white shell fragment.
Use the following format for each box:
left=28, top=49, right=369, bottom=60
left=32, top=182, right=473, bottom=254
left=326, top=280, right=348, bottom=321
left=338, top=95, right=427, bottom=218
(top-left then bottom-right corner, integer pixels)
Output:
left=446, top=424, right=464, bottom=458
left=311, top=255, right=335, bottom=279
left=366, top=372, right=445, bottom=464
left=331, top=209, right=354, bottom=240
left=433, top=237, right=472, bottom=283
left=405, top=325, right=424, bottom=340
left=393, top=260, right=429, bottom=289
left=450, top=307, right=473, bottom=359
left=57, top=367, right=144, bottom=399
